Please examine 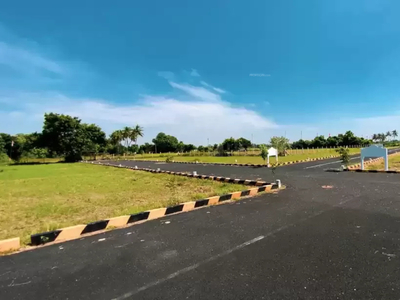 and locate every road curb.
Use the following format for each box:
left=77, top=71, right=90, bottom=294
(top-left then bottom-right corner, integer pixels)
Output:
left=346, top=150, right=400, bottom=172
left=0, top=238, right=20, bottom=253
left=344, top=169, right=400, bottom=174
left=347, top=157, right=385, bottom=170
left=27, top=184, right=278, bottom=247
left=0, top=163, right=282, bottom=253
left=86, top=161, right=270, bottom=186
left=99, top=155, right=340, bottom=168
